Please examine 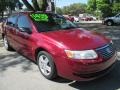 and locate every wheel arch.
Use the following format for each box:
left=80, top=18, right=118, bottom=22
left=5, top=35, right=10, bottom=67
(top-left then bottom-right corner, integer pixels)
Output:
left=35, top=47, right=52, bottom=62
left=106, top=19, right=114, bottom=23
